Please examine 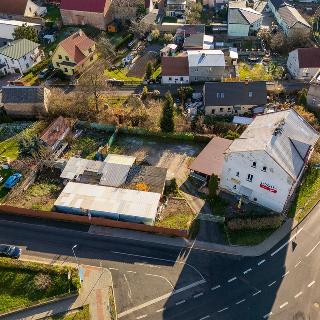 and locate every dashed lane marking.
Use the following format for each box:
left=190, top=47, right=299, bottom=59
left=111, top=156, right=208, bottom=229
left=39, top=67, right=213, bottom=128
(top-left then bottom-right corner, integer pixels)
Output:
left=306, top=240, right=320, bottom=257
left=217, top=307, right=229, bottom=313
left=176, top=300, right=186, bottom=306
left=117, top=279, right=206, bottom=318
left=109, top=267, right=119, bottom=270
left=270, top=228, right=304, bottom=256
left=268, top=281, right=276, bottom=287
left=228, top=277, right=237, bottom=283
left=263, top=312, right=273, bottom=318
left=236, top=299, right=246, bottom=305
left=294, top=291, right=303, bottom=299
left=253, top=290, right=262, bottom=296
left=156, top=307, right=166, bottom=313
left=243, top=268, right=252, bottom=274
left=294, top=261, right=302, bottom=268
left=136, top=315, right=147, bottom=319
left=282, top=271, right=290, bottom=278
left=280, top=302, right=288, bottom=309
left=258, top=259, right=265, bottom=266
left=199, top=316, right=210, bottom=320
left=127, top=270, right=137, bottom=274
left=211, top=285, right=221, bottom=291
left=308, top=281, right=315, bottom=288
left=194, top=292, right=204, bottom=298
